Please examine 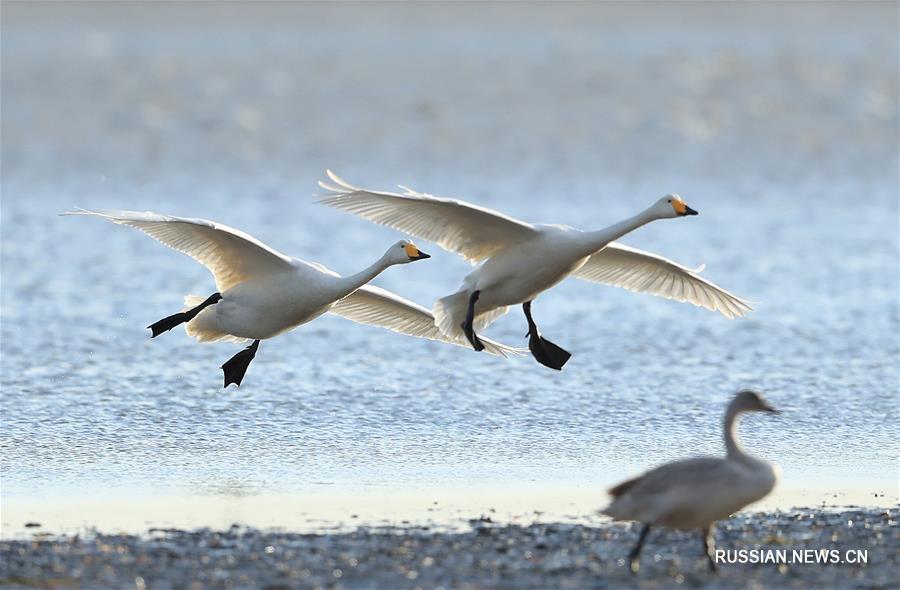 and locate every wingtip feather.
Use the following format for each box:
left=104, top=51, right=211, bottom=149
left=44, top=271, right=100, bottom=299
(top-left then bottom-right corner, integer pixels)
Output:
left=60, top=206, right=94, bottom=217
left=325, top=169, right=359, bottom=191
left=317, top=180, right=350, bottom=195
